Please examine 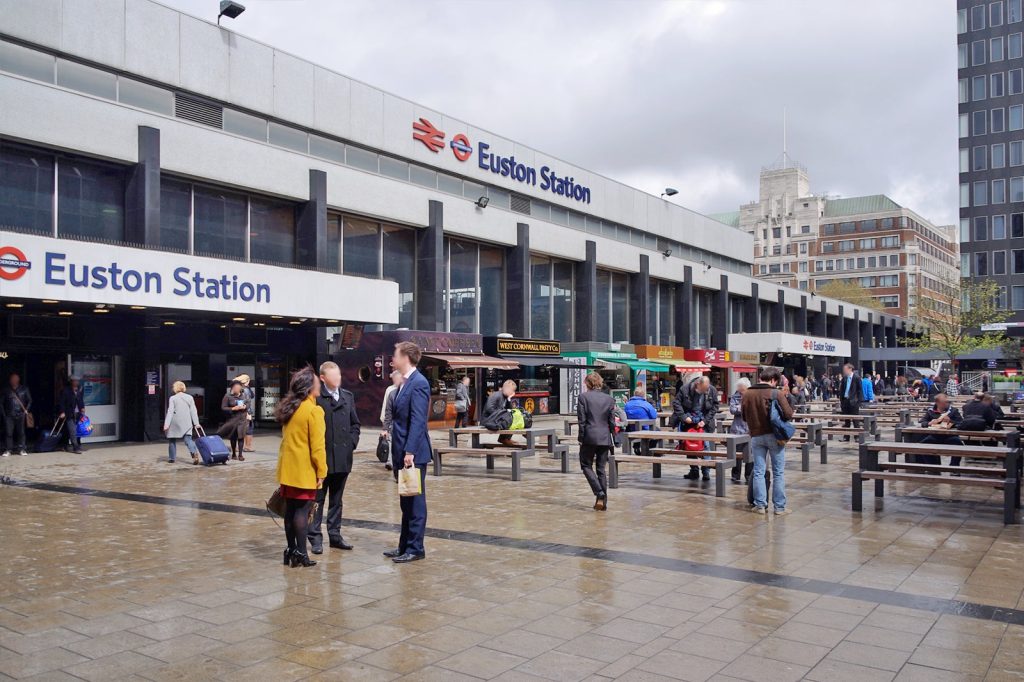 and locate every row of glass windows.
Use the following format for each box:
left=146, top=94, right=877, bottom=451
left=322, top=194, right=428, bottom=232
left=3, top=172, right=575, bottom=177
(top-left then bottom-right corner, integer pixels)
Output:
left=959, top=1, right=1023, bottom=33
left=809, top=255, right=903, bottom=274
left=813, top=275, right=900, bottom=289
left=960, top=213, right=1024, bottom=242
left=819, top=217, right=955, bottom=253
left=0, top=37, right=750, bottom=276
left=959, top=70, right=1024, bottom=103
left=0, top=142, right=125, bottom=242
left=960, top=141, right=1024, bottom=171
left=958, top=107, right=1024, bottom=142
left=959, top=177, right=1024, bottom=207
left=530, top=256, right=573, bottom=341
left=959, top=33, right=1024, bottom=68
